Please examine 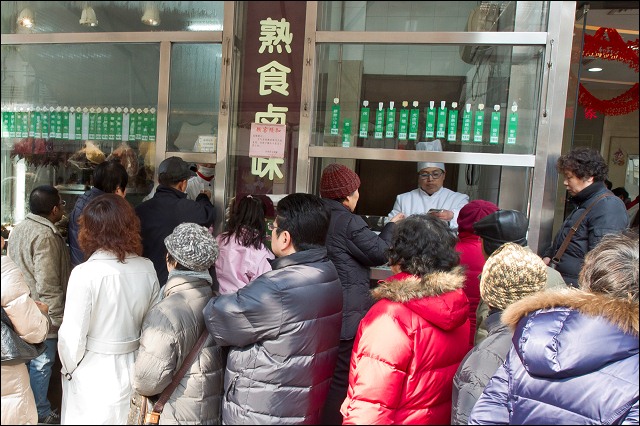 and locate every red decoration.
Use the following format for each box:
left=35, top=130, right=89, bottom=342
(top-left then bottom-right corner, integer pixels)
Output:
left=584, top=108, right=598, bottom=119
left=578, top=27, right=639, bottom=116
